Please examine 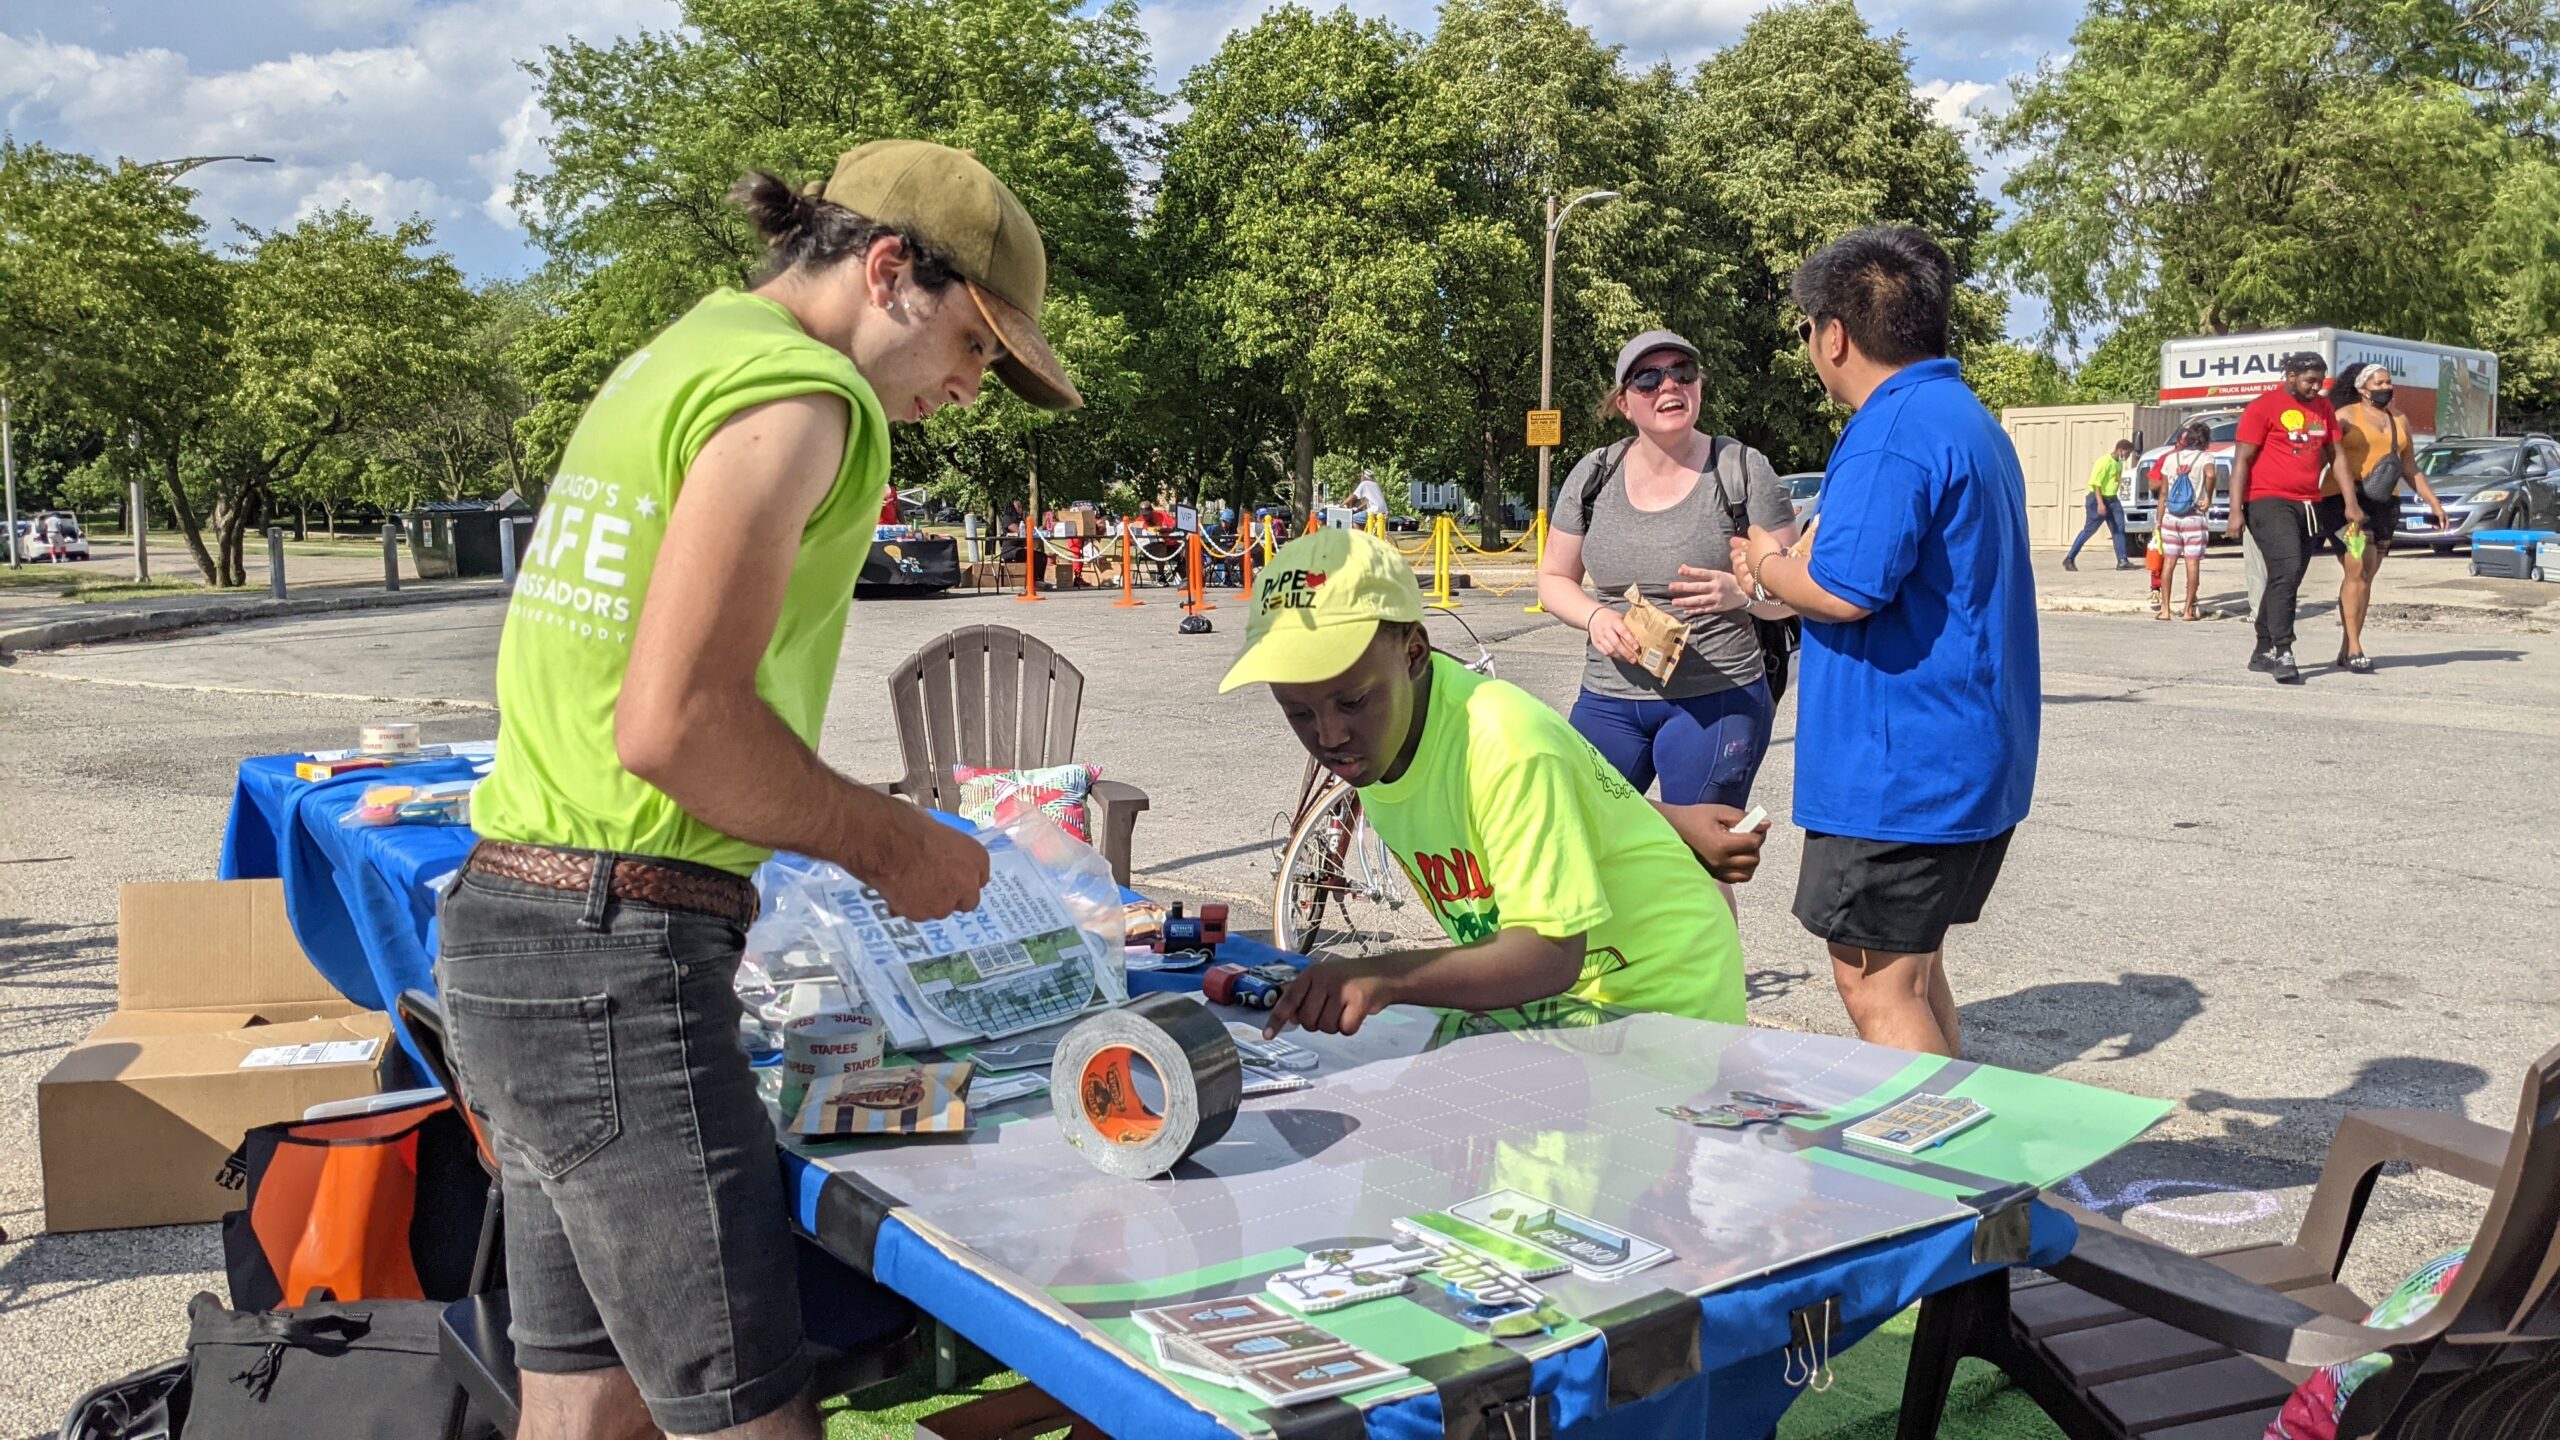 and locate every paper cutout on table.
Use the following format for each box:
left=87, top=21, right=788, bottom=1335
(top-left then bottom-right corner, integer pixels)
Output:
left=970, top=1040, right=1058, bottom=1072
left=1266, top=1242, right=1435, bottom=1312
left=1661, top=1089, right=1829, bottom=1129
left=1444, top=1188, right=1673, bottom=1282
left=1236, top=1347, right=1406, bottom=1405
left=968, top=1070, right=1051, bottom=1106
left=791, top=1062, right=973, bottom=1137
left=1240, top=1064, right=1312, bottom=1098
